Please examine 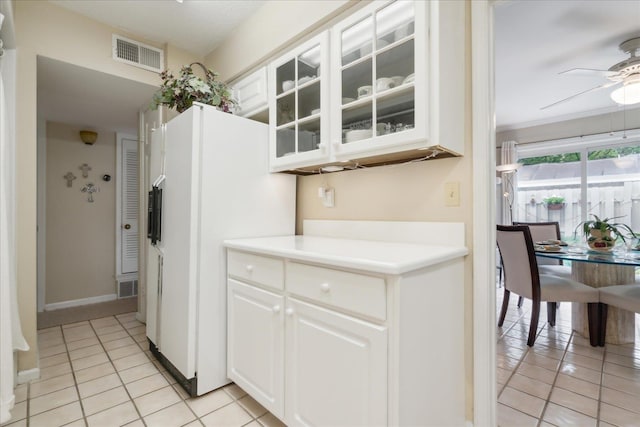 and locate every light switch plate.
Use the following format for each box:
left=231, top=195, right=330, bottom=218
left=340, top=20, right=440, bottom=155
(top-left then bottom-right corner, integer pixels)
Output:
left=444, top=182, right=460, bottom=207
